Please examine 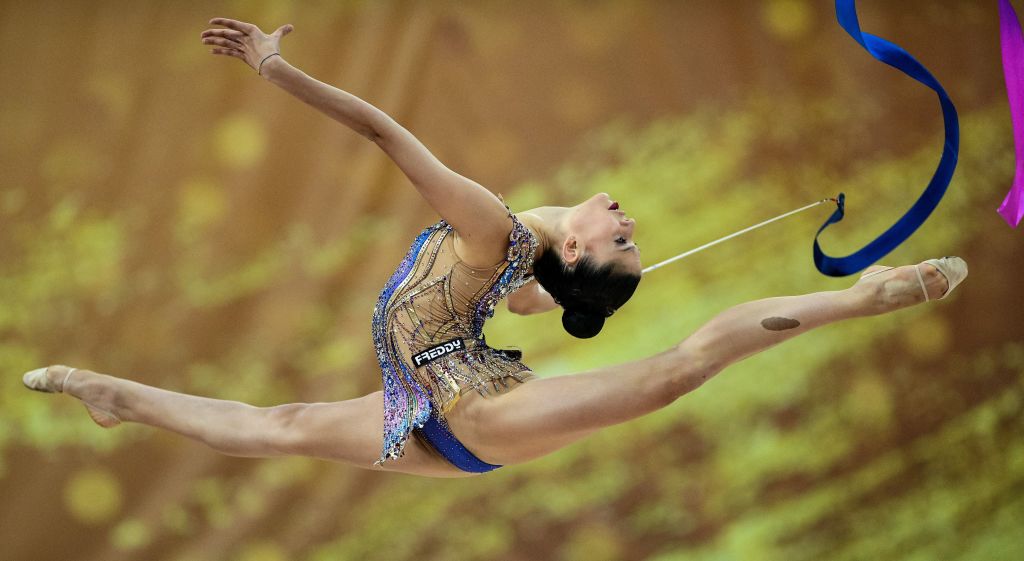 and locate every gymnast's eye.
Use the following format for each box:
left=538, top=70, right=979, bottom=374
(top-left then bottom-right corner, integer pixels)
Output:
left=615, top=237, right=627, bottom=244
